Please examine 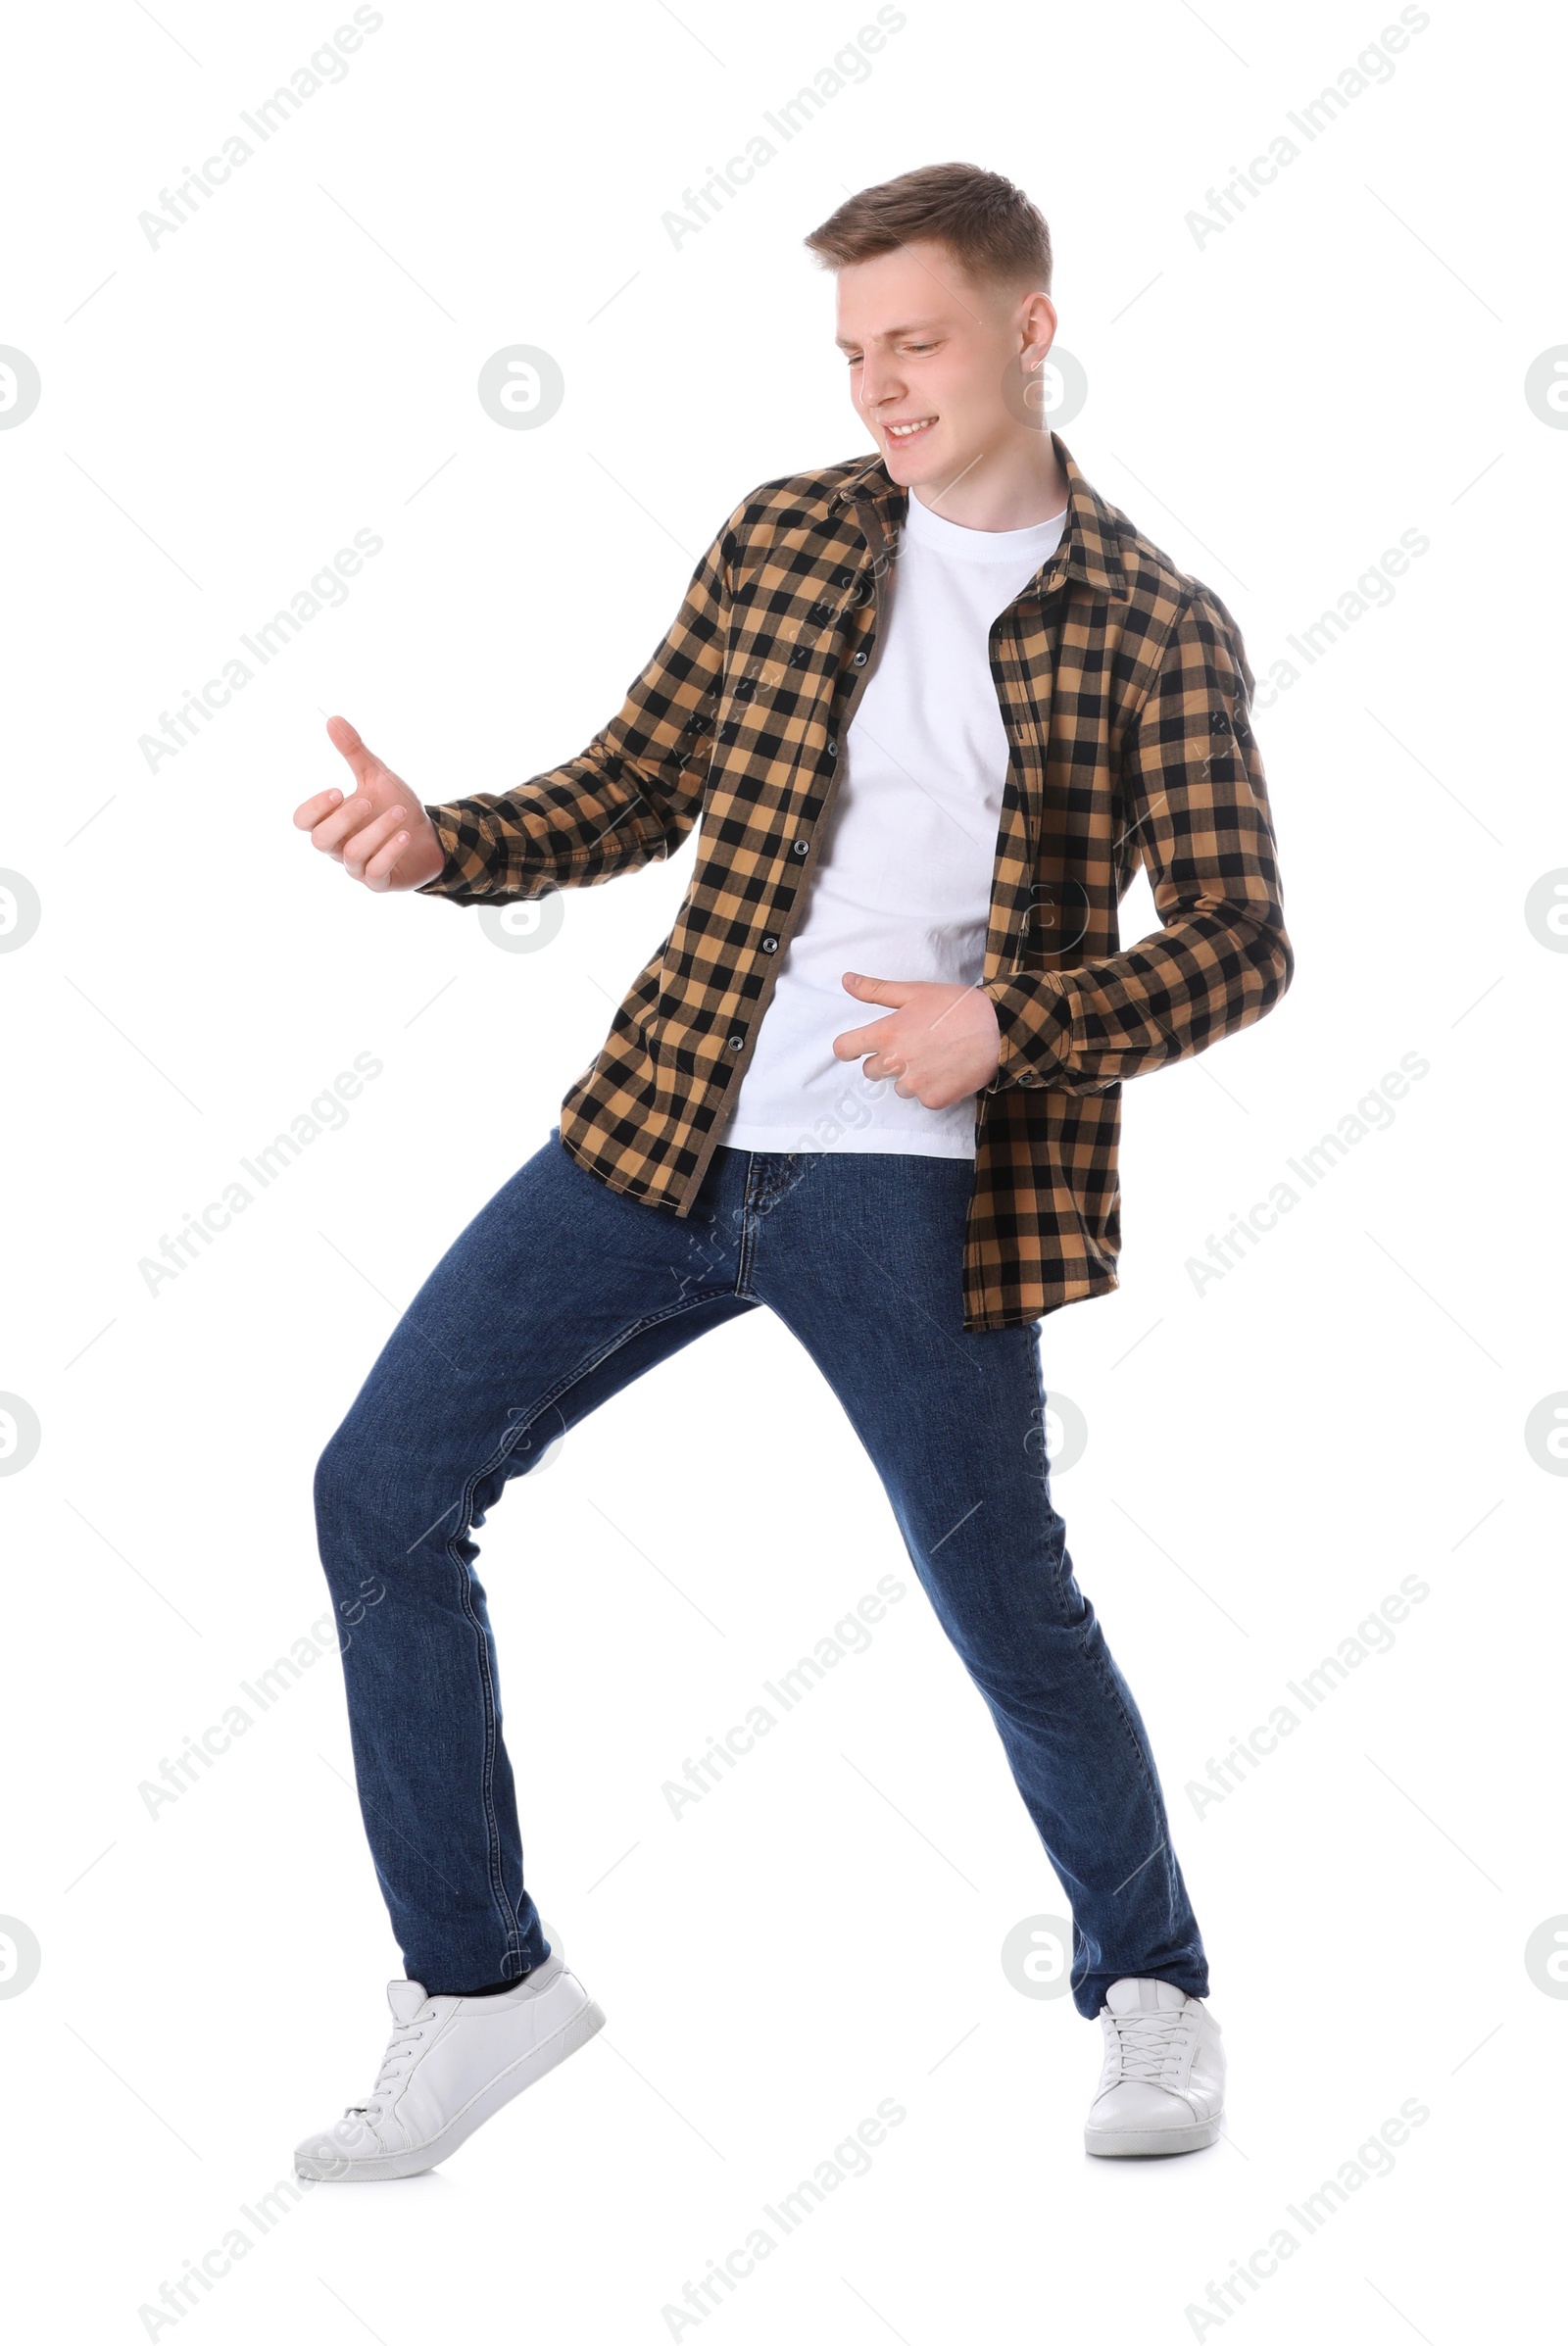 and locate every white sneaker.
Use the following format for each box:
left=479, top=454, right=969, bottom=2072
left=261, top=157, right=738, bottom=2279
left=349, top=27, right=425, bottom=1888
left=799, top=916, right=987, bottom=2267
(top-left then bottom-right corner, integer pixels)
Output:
left=294, top=1924, right=605, bottom=2181
left=1083, top=1977, right=1224, bottom=2158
